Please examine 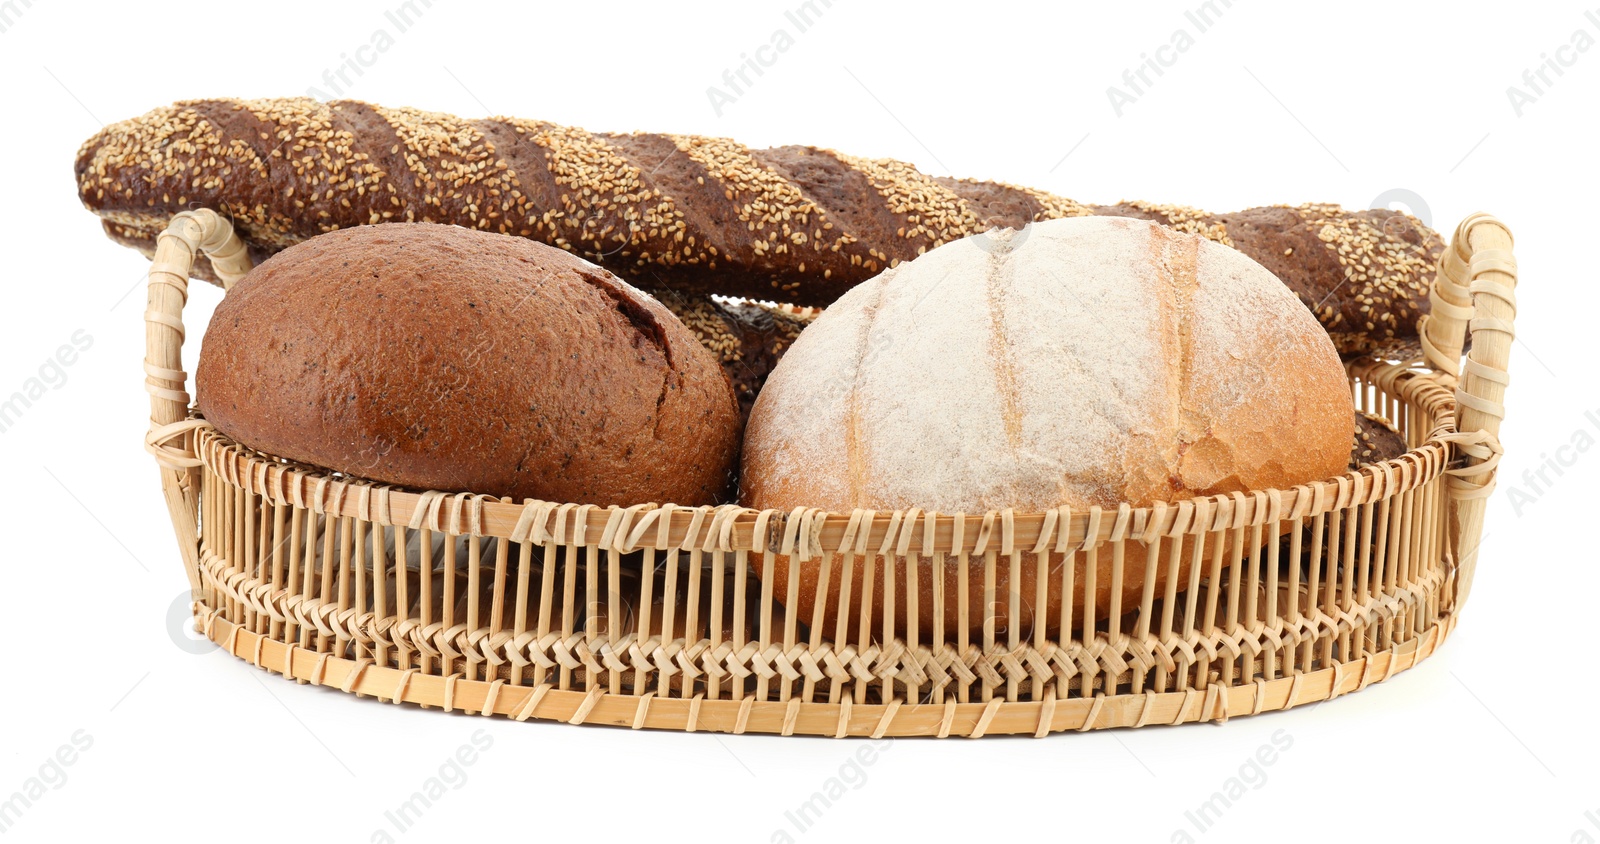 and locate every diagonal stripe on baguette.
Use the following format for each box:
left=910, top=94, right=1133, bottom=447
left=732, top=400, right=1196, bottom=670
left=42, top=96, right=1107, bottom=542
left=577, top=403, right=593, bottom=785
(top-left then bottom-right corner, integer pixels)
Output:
left=75, top=97, right=1440, bottom=357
